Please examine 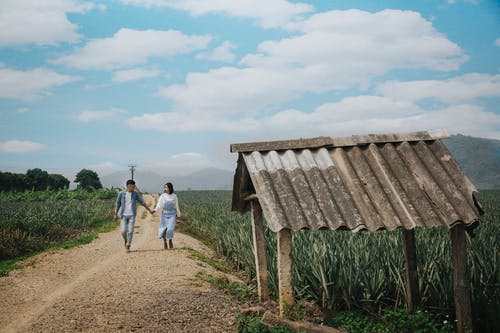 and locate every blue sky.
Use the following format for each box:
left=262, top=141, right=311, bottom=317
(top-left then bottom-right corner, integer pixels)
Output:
left=0, top=0, right=499, bottom=182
